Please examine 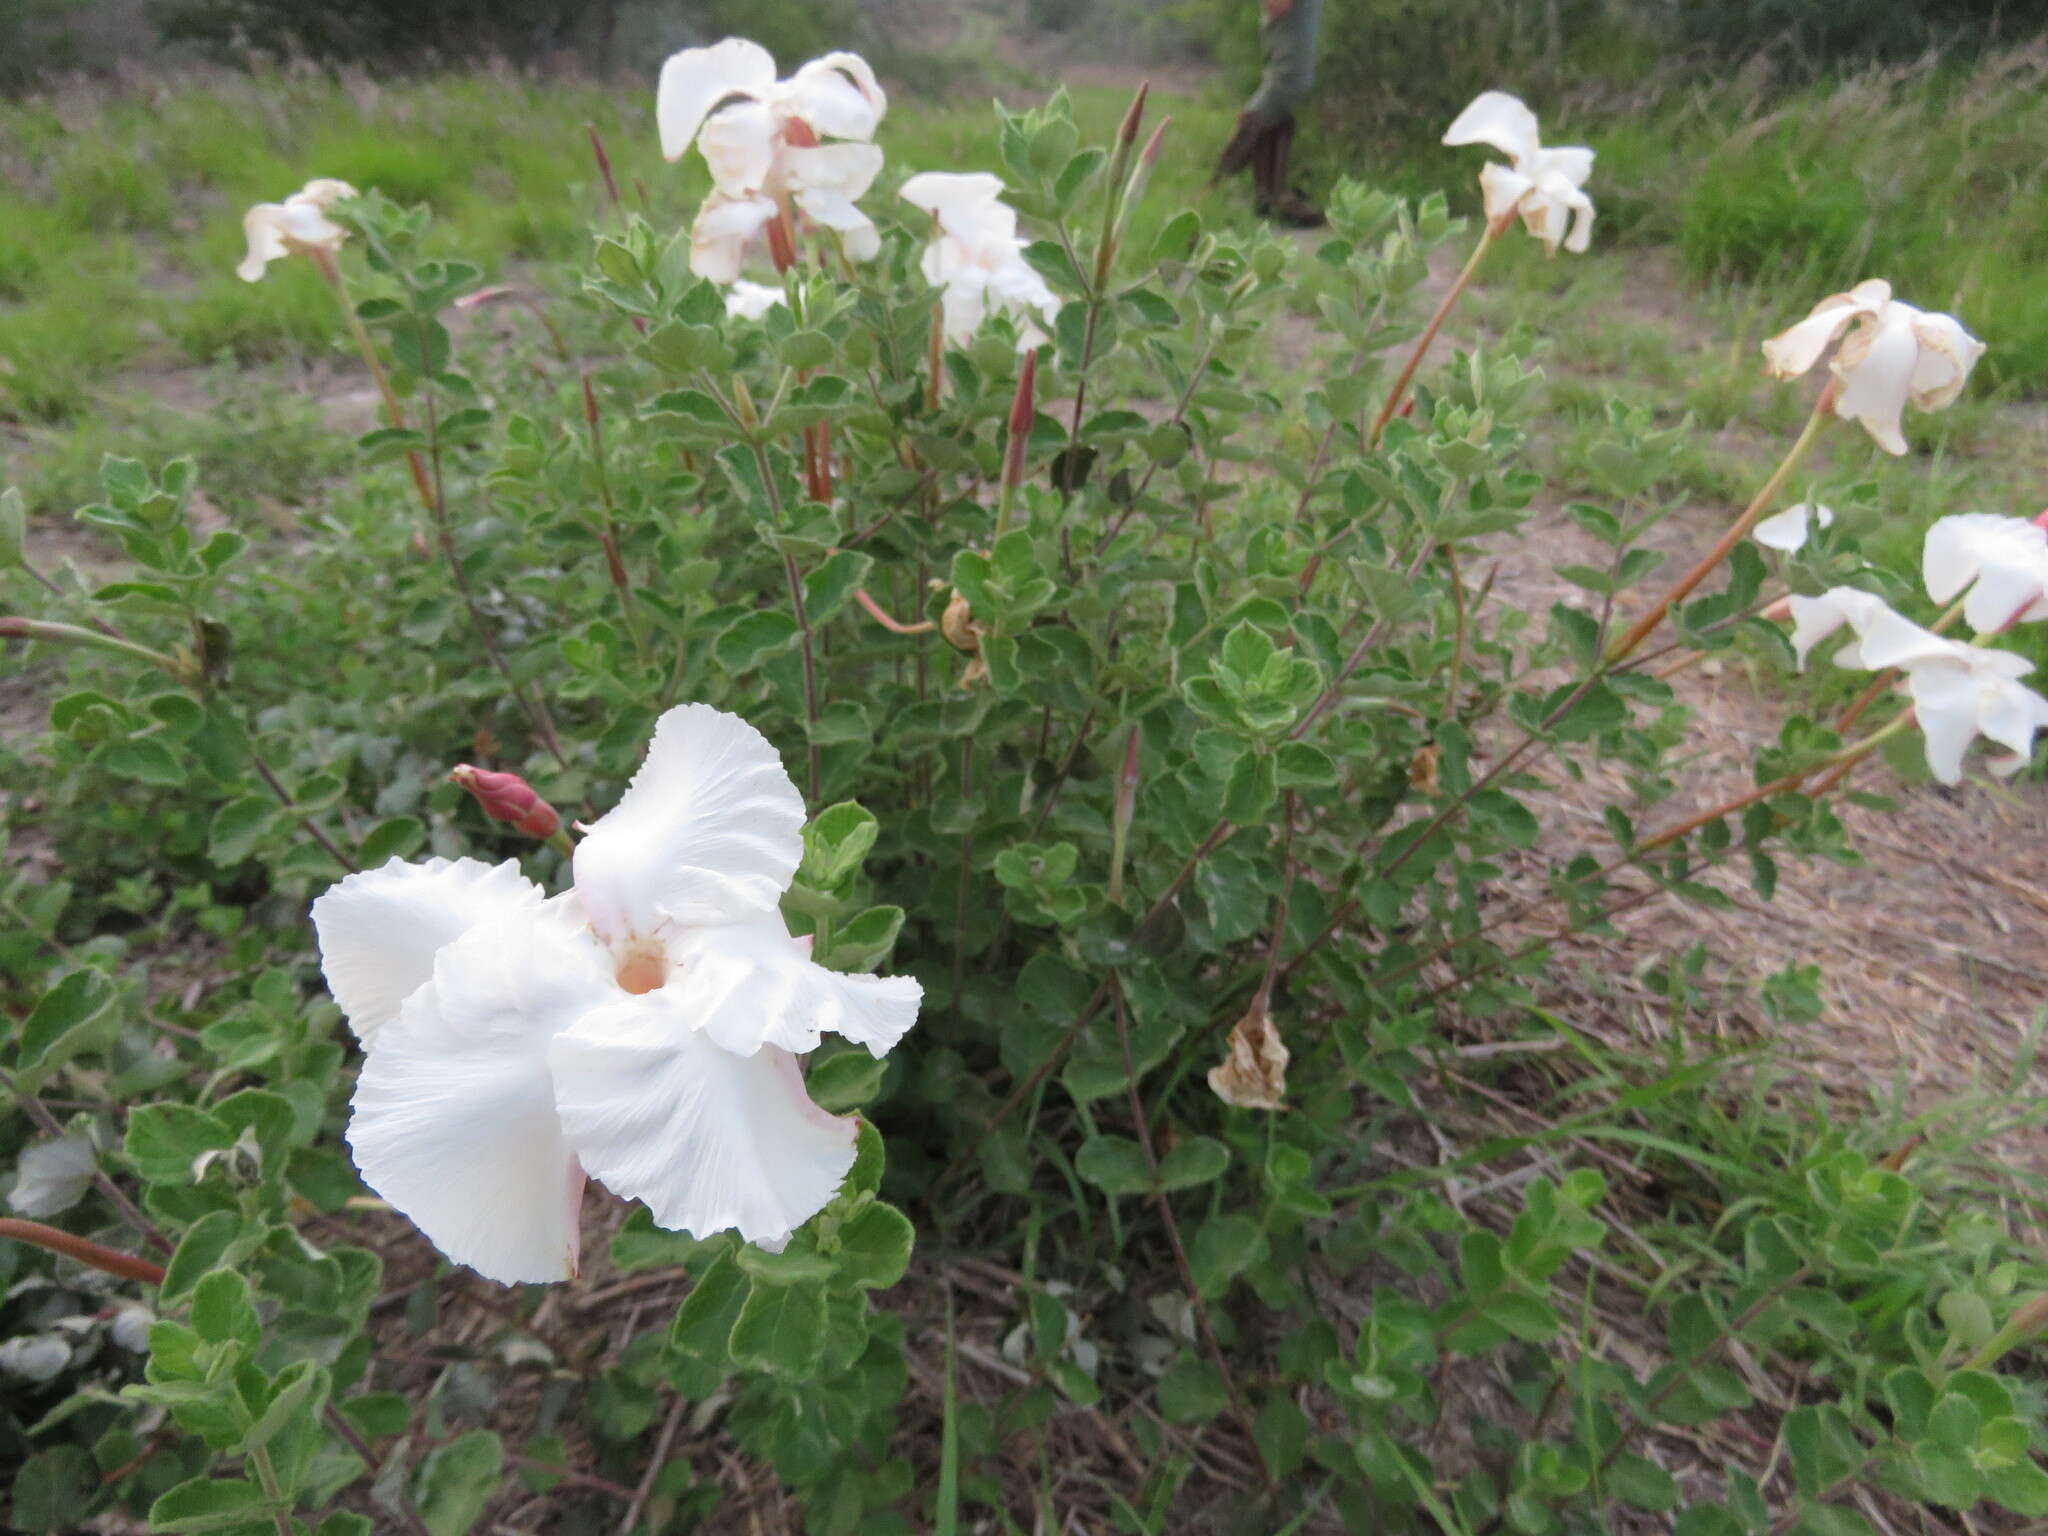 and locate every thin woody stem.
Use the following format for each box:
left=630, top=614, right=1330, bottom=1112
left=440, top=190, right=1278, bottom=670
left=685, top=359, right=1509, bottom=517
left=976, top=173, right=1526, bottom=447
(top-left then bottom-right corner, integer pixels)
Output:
left=309, top=249, right=436, bottom=514
left=1367, top=215, right=1506, bottom=448
left=0, top=1219, right=165, bottom=1286
left=1605, top=380, right=1836, bottom=664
